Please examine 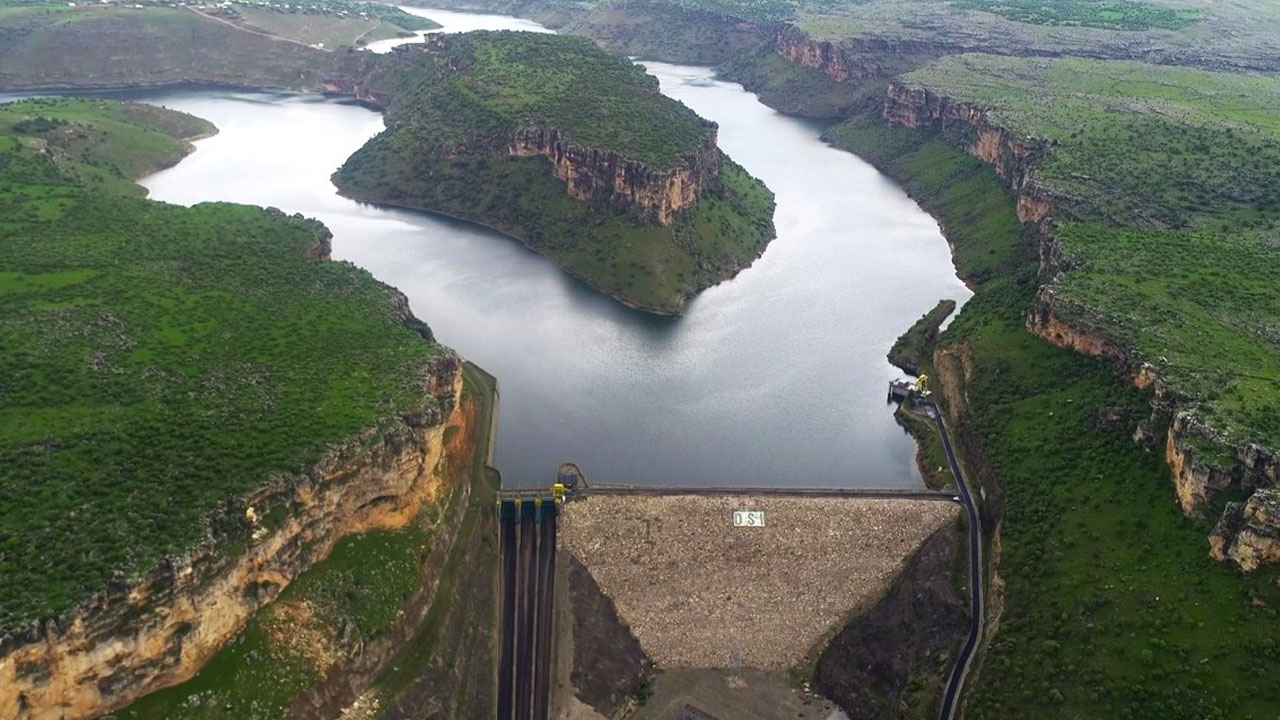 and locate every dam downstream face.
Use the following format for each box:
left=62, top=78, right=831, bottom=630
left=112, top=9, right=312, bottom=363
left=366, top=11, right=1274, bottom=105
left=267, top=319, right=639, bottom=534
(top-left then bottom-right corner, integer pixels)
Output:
left=135, top=10, right=970, bottom=489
